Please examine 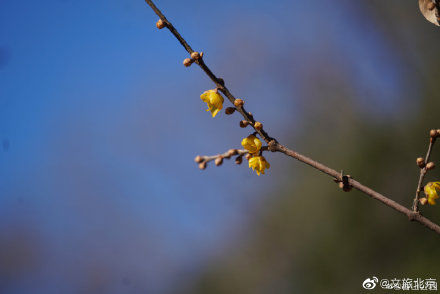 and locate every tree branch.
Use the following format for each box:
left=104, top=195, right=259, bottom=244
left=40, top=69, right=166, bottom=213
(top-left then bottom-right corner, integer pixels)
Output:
left=144, top=0, right=440, bottom=235
left=413, top=134, right=437, bottom=212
